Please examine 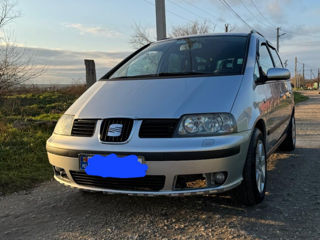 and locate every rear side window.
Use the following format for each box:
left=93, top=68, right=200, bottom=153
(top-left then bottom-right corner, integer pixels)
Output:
left=269, top=48, right=283, bottom=68
left=259, top=44, right=274, bottom=75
